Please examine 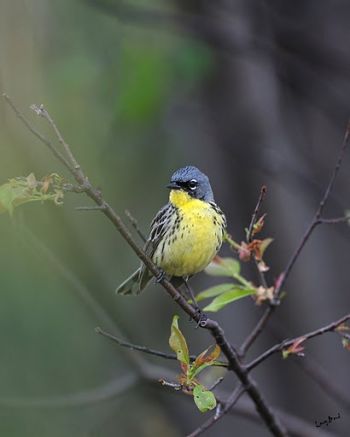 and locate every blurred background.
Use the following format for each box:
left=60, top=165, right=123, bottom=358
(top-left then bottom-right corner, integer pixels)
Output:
left=1, top=0, right=350, bottom=436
